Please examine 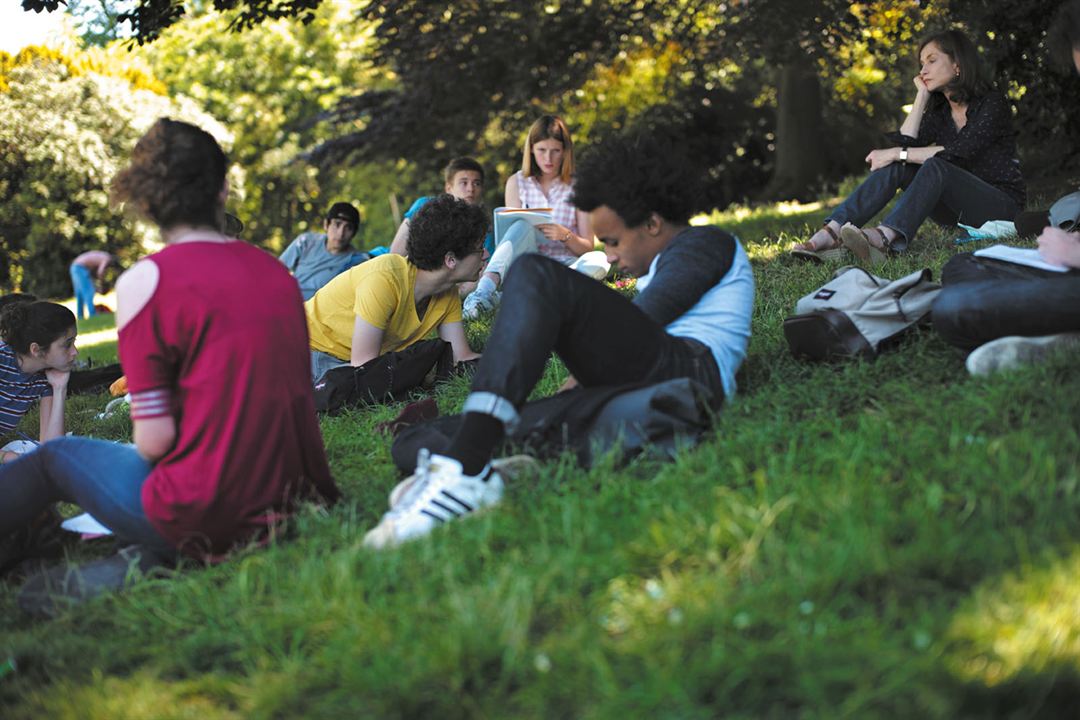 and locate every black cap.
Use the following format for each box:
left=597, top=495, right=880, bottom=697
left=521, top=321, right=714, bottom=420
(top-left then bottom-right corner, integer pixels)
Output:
left=326, top=202, right=360, bottom=228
